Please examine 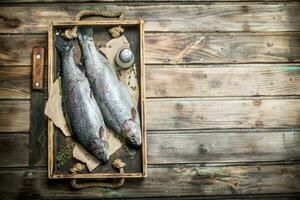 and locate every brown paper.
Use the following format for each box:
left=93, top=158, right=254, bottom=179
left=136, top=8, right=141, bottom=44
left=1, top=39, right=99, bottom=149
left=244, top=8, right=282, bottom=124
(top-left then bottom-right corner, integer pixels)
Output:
left=45, top=78, right=71, bottom=136
left=73, top=130, right=122, bottom=171
left=73, top=144, right=100, bottom=172
left=45, top=80, right=123, bottom=171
